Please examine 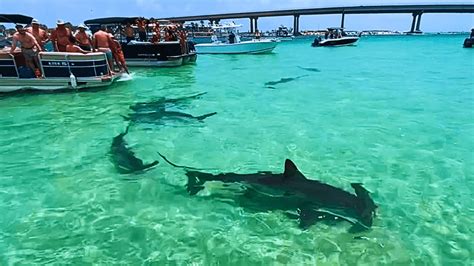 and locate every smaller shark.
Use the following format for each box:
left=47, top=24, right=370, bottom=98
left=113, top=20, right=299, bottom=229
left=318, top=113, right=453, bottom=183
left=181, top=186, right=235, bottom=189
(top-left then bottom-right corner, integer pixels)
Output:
left=264, top=75, right=308, bottom=88
left=298, top=66, right=321, bottom=73
left=183, top=159, right=377, bottom=230
left=110, top=126, right=159, bottom=174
